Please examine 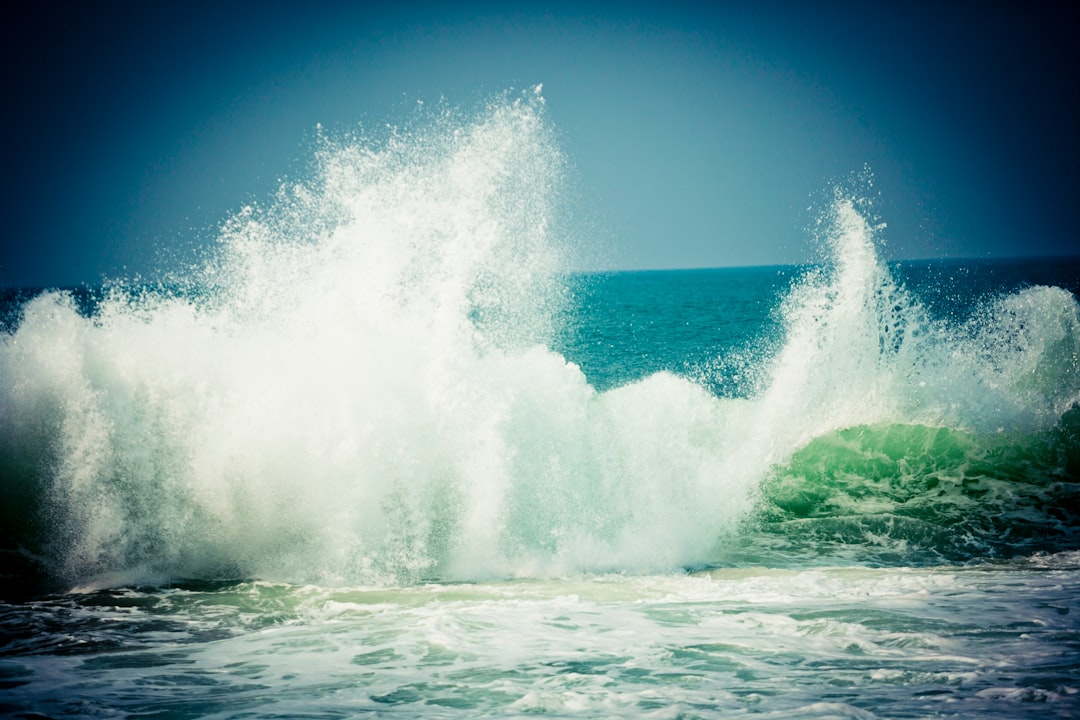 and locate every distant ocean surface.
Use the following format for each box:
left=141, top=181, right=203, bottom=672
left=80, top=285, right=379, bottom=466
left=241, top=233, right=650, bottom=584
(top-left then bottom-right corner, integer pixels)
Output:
left=2, top=94, right=1078, bottom=718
